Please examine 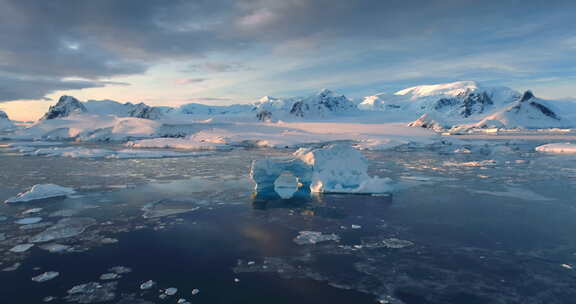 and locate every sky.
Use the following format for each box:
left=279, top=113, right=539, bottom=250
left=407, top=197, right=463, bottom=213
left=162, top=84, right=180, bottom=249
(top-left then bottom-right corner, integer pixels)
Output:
left=1, top=0, right=575, bottom=121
